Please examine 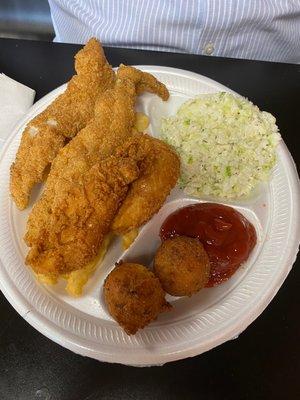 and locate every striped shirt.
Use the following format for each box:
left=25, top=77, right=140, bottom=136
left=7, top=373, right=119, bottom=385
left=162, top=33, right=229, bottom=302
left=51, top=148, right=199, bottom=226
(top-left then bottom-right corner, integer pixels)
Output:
left=48, top=0, right=300, bottom=63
